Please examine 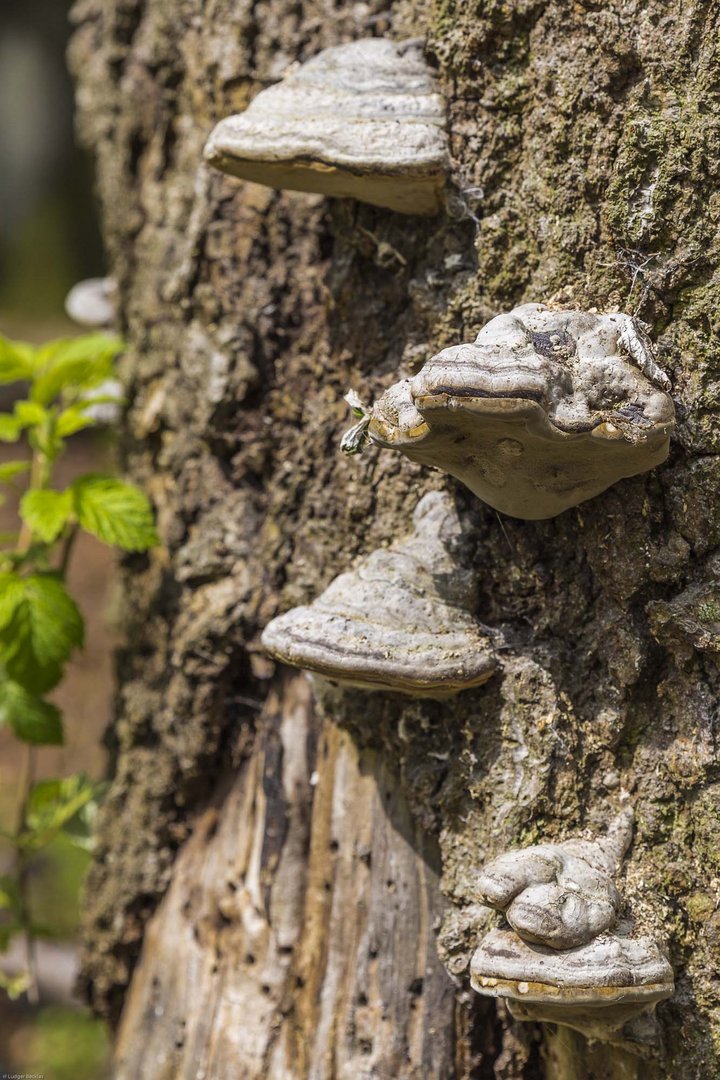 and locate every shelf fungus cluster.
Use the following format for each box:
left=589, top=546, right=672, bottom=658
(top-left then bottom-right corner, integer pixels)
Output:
left=469, top=811, right=674, bottom=1048
left=261, top=491, right=500, bottom=696
left=343, top=305, right=676, bottom=519
left=204, top=39, right=449, bottom=215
